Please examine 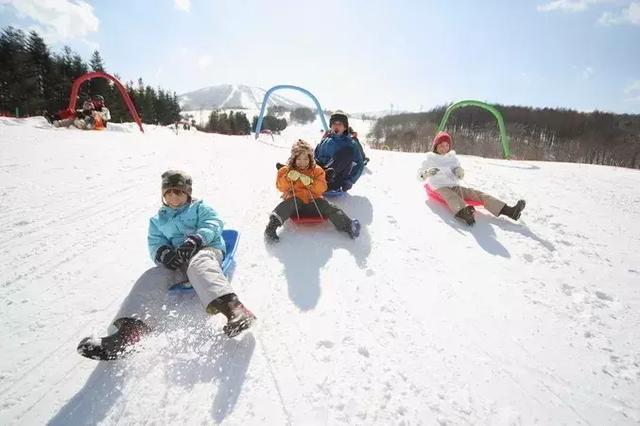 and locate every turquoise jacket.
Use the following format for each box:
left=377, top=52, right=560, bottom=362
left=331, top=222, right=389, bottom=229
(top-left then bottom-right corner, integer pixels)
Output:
left=147, top=199, right=225, bottom=261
